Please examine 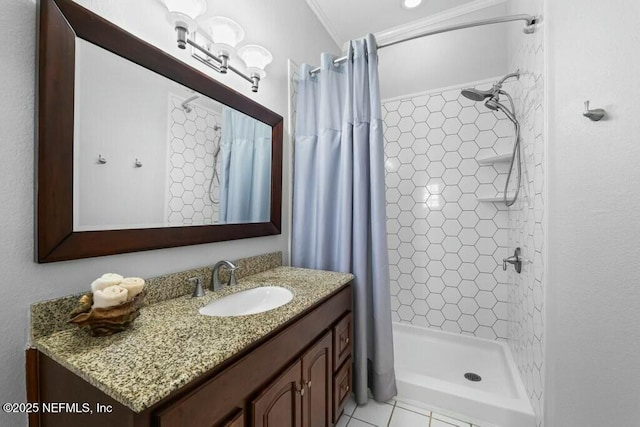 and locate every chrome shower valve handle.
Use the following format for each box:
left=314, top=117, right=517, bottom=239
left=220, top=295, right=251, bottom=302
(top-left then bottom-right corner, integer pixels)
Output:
left=503, top=248, right=522, bottom=273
